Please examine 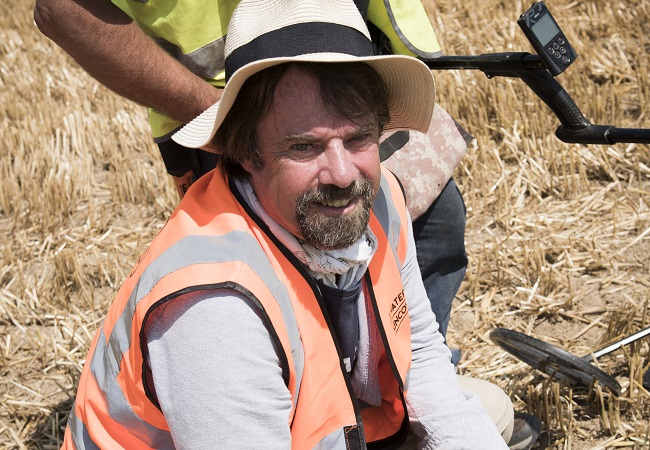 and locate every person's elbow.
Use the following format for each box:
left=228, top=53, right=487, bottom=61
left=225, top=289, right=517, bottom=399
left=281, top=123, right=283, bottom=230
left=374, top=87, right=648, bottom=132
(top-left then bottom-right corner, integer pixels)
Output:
left=33, top=0, right=61, bottom=40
